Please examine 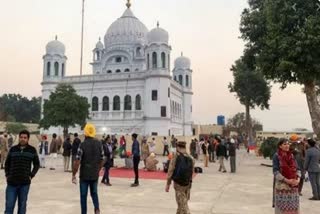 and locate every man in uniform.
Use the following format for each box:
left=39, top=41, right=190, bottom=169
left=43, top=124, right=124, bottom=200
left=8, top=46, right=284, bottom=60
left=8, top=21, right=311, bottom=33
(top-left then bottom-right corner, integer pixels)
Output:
left=166, top=141, right=194, bottom=214
left=1, top=133, right=9, bottom=169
